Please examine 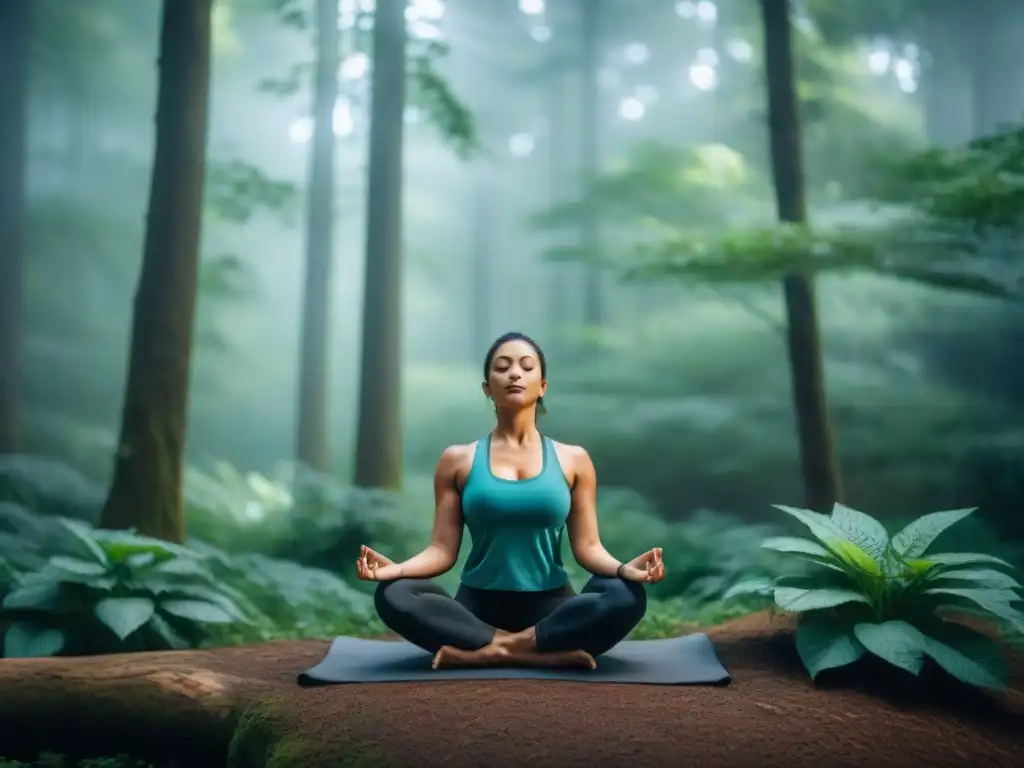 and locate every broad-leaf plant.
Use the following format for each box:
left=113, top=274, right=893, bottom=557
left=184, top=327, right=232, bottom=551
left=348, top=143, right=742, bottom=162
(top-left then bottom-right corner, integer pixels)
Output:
left=727, top=504, right=1021, bottom=690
